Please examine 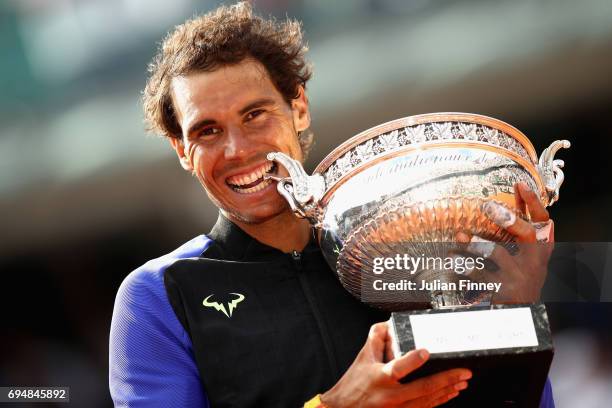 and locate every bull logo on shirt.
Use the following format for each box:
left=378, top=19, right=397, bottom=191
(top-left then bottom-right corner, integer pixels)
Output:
left=202, top=293, right=245, bottom=318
